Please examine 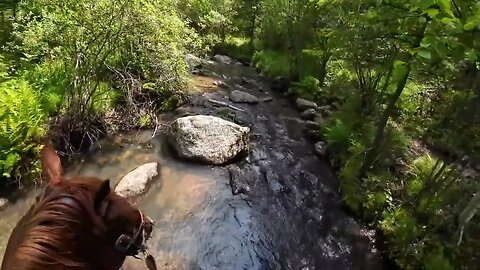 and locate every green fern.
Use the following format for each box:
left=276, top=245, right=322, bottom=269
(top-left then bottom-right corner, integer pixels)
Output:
left=0, top=78, right=46, bottom=179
